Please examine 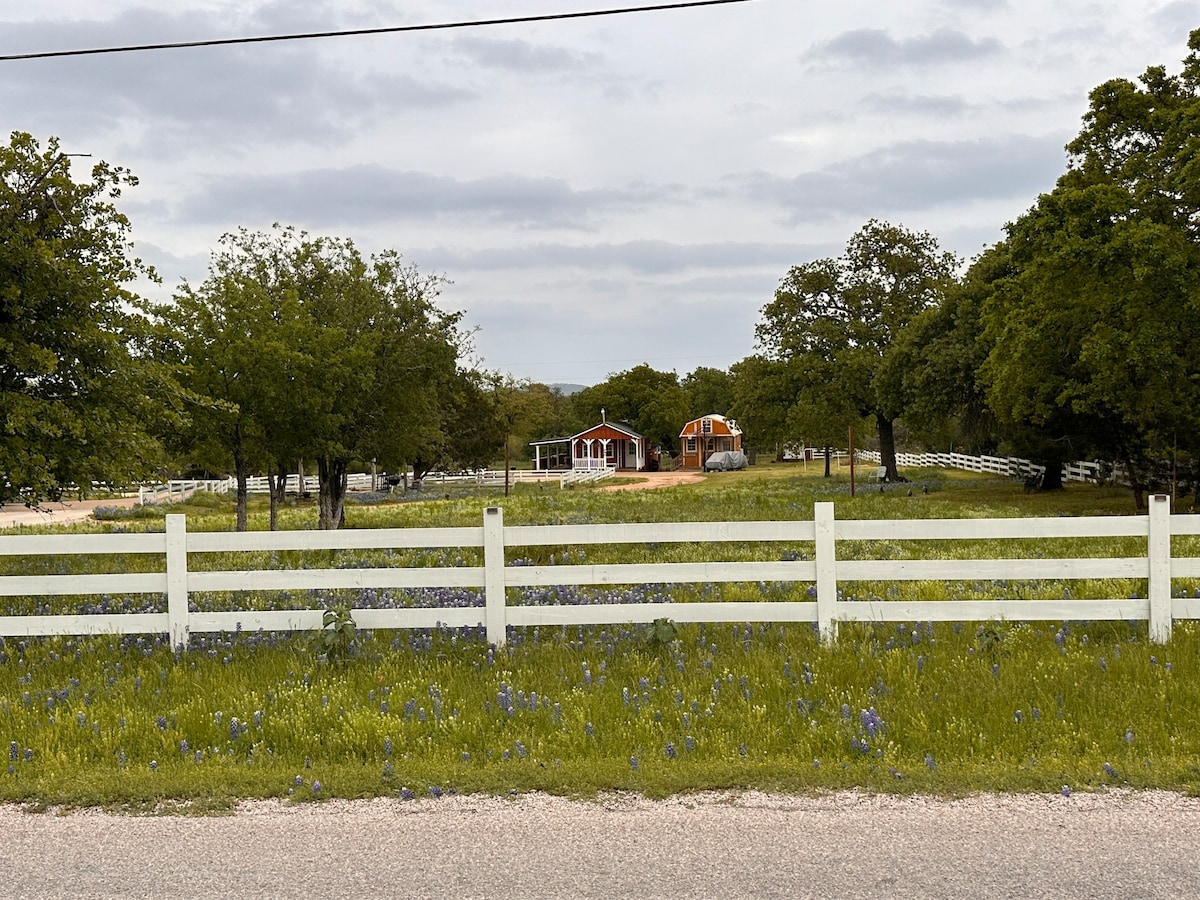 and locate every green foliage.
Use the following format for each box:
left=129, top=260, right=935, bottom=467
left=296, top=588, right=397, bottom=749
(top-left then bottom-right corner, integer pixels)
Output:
left=0, top=132, right=166, bottom=508
left=642, top=617, right=680, bottom=651
left=979, top=31, right=1200, bottom=499
left=757, top=221, right=958, bottom=478
left=149, top=225, right=466, bottom=531
left=315, top=605, right=358, bottom=665
left=572, top=364, right=690, bottom=453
